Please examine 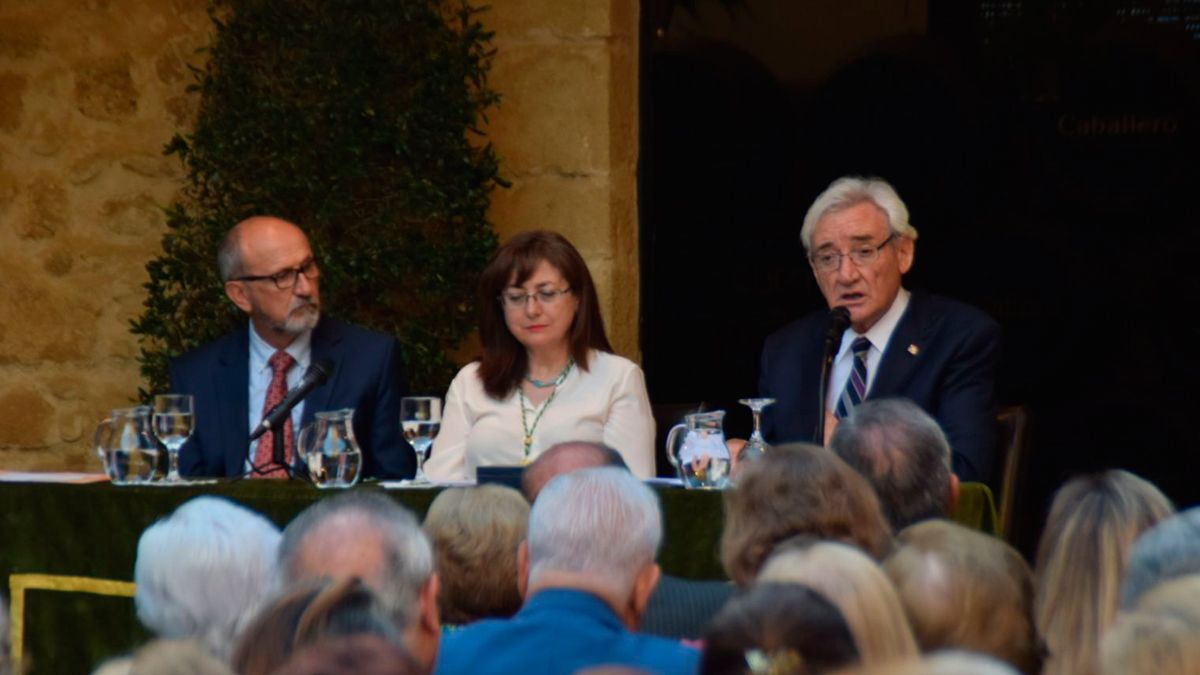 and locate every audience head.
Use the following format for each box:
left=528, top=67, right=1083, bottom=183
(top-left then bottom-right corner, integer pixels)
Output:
left=126, top=639, right=235, bottom=675
left=700, top=582, right=860, bottom=675
left=278, top=492, right=438, bottom=667
left=522, top=440, right=628, bottom=501
left=833, top=651, right=1019, bottom=675
left=759, top=540, right=918, bottom=664
left=133, top=496, right=282, bottom=661
left=272, top=634, right=421, bottom=675
left=220, top=216, right=321, bottom=349
left=830, top=398, right=957, bottom=530
left=1034, top=470, right=1174, bottom=675
left=423, top=484, right=529, bottom=625
left=1100, top=591, right=1200, bottom=675
left=523, top=467, right=662, bottom=628
left=231, top=577, right=400, bottom=675
left=720, top=443, right=893, bottom=587
left=1119, top=505, right=1200, bottom=610
left=883, top=520, right=1039, bottom=674
left=476, top=230, right=612, bottom=398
